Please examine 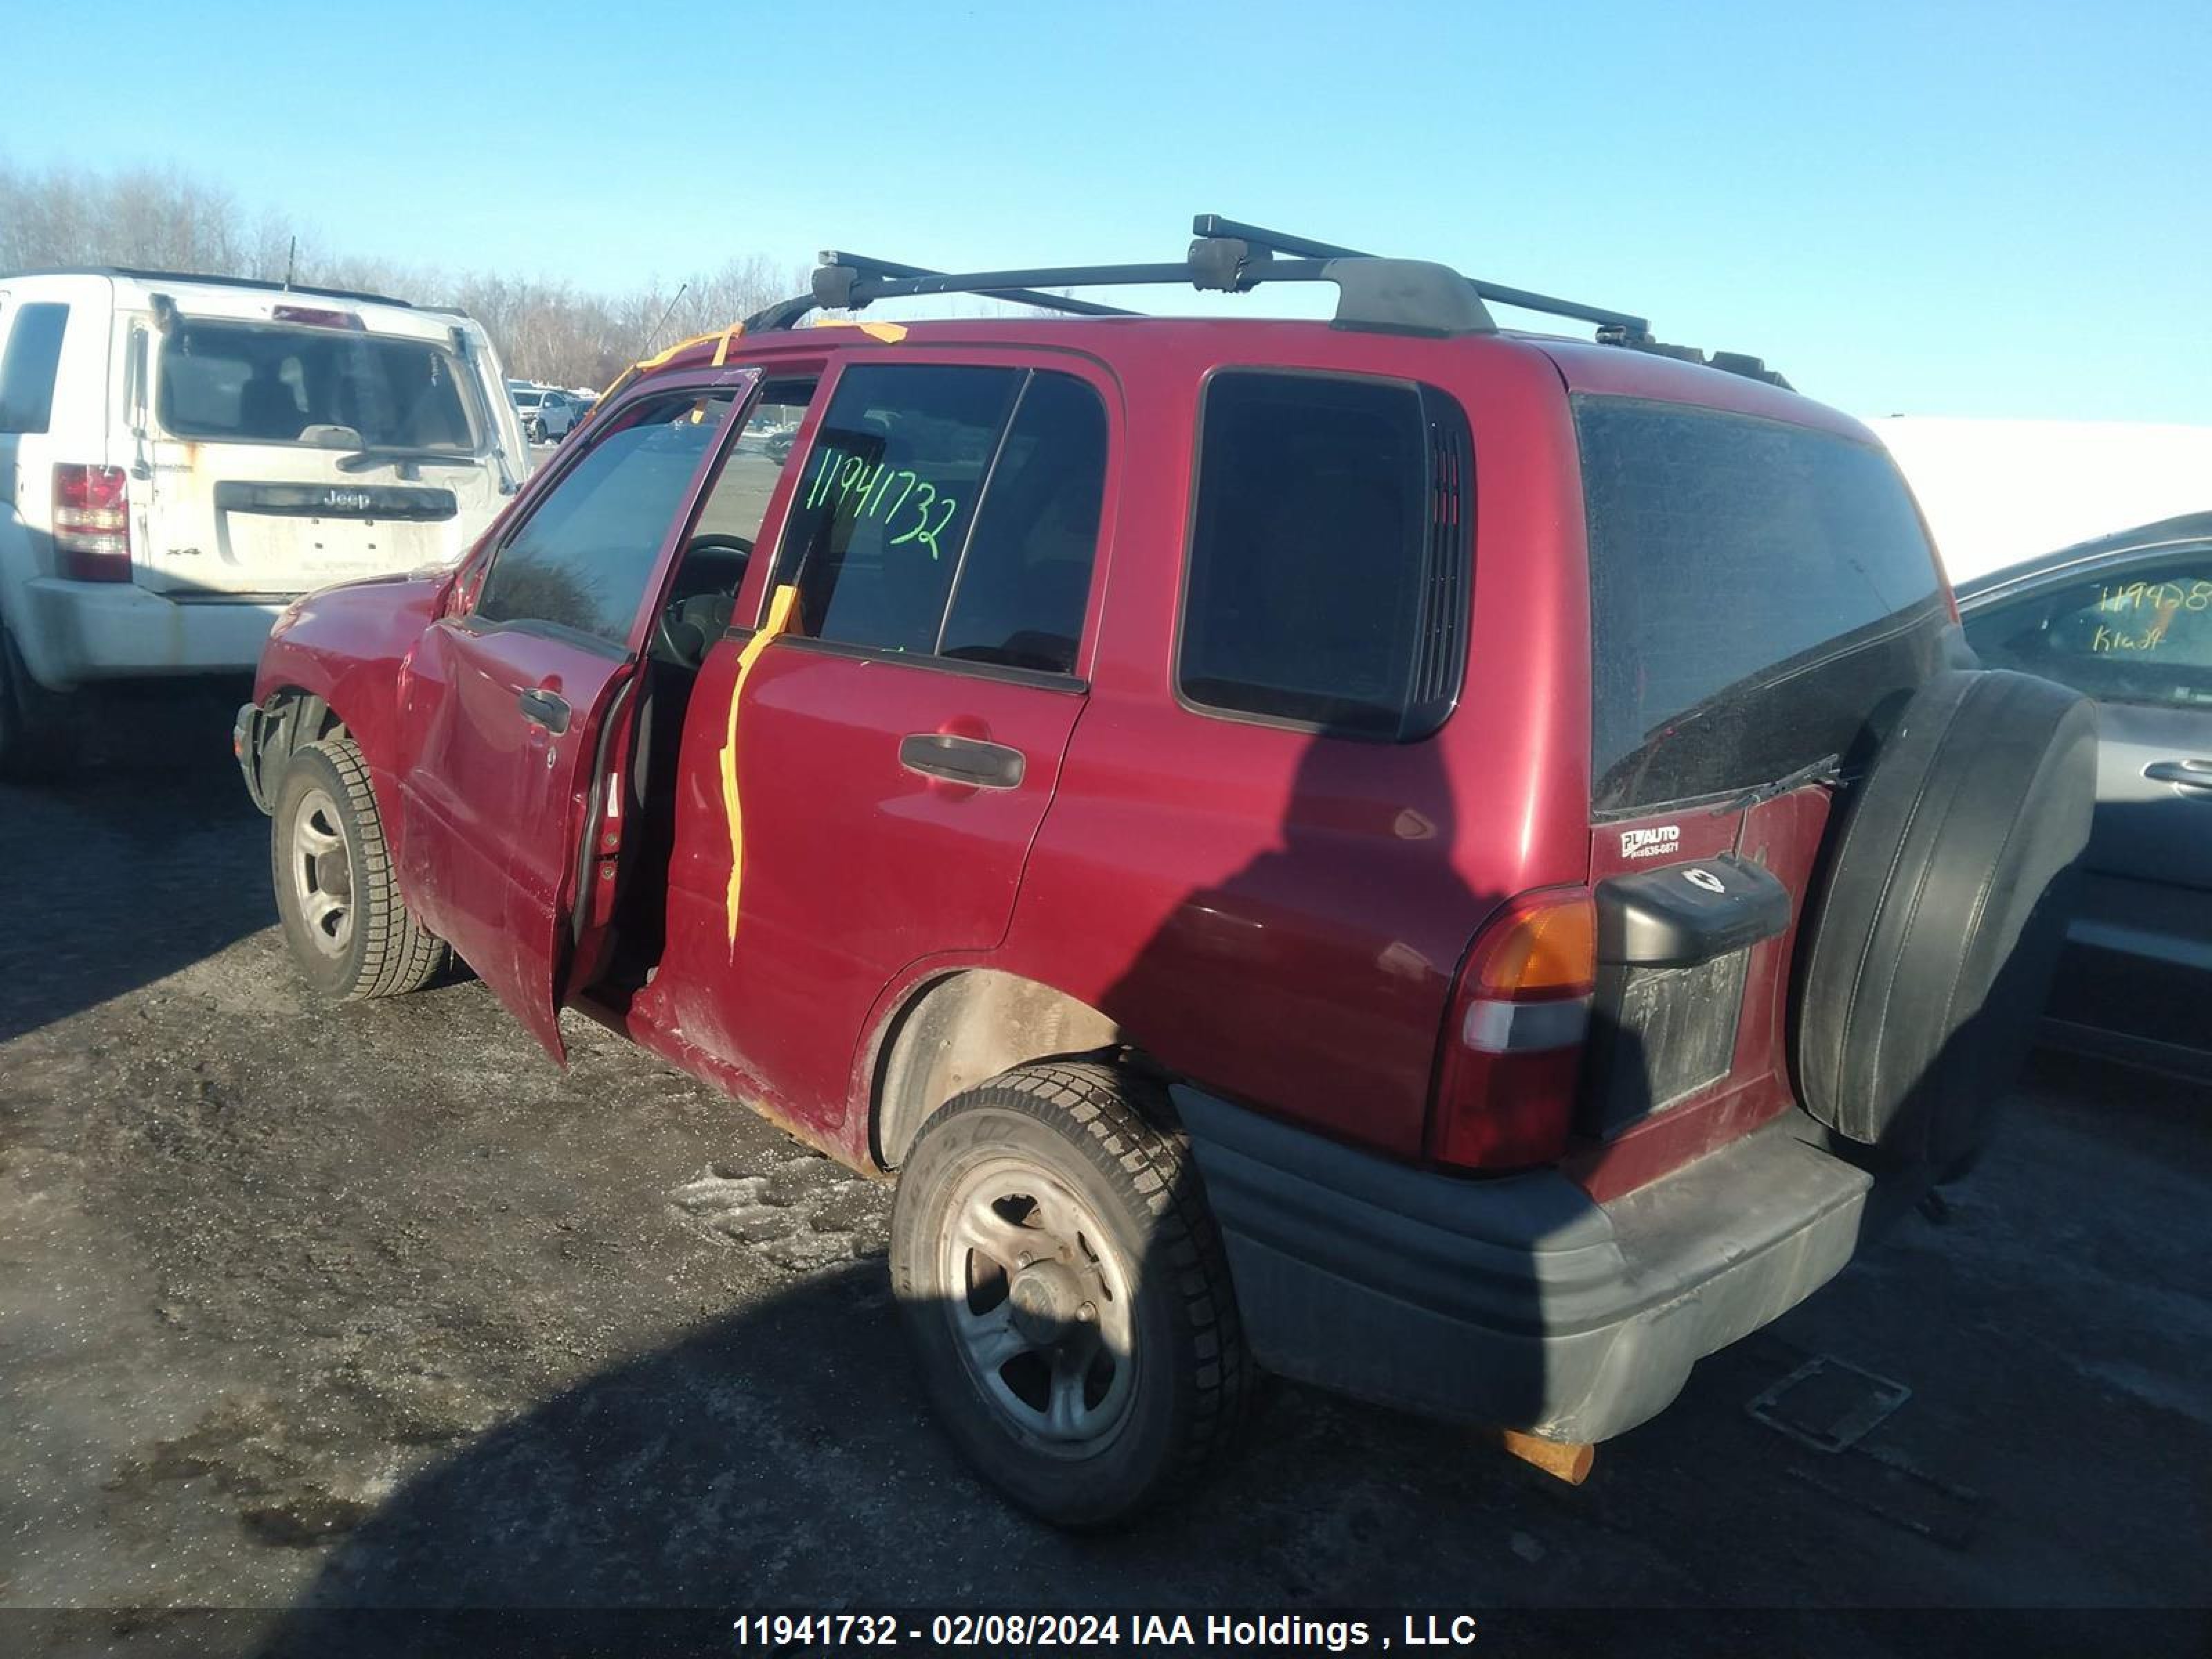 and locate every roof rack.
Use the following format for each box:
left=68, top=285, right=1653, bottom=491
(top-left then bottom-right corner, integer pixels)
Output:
left=741, top=214, right=1789, bottom=386
left=6, top=265, right=421, bottom=309
left=744, top=217, right=1496, bottom=338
